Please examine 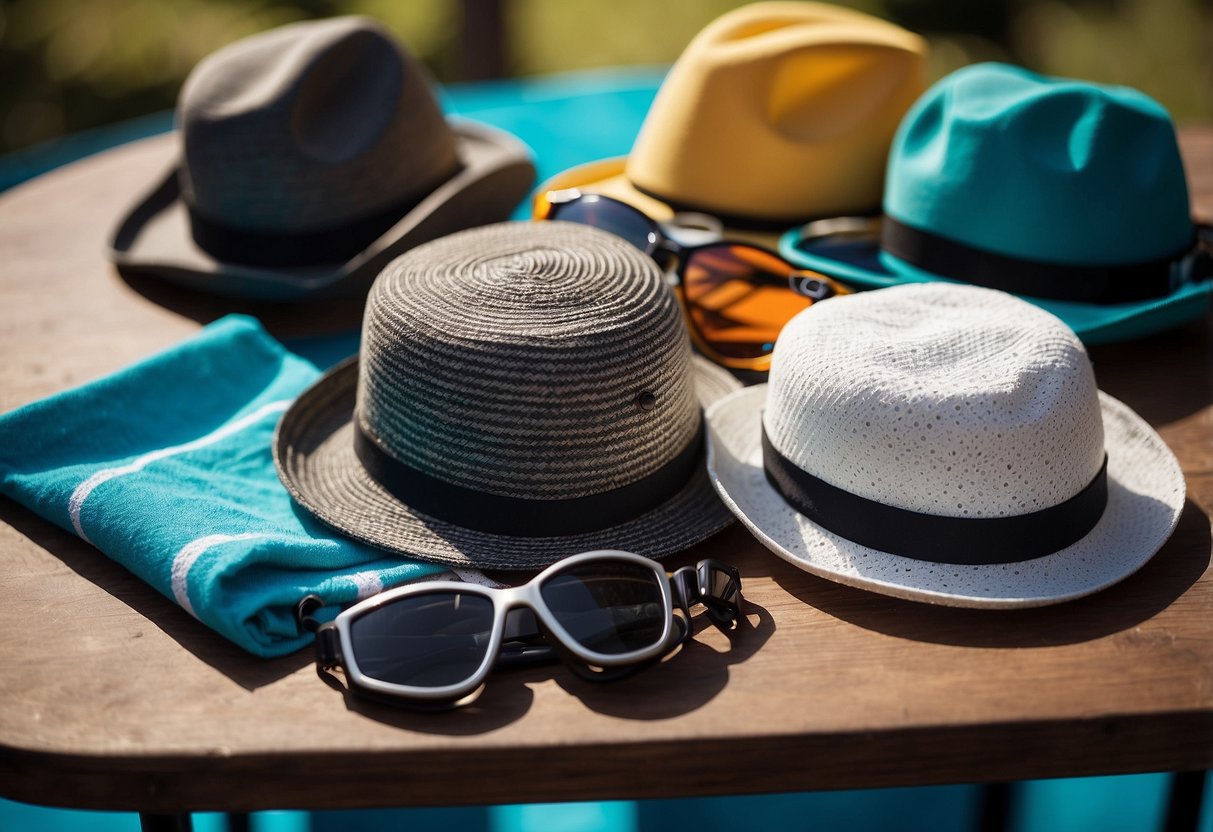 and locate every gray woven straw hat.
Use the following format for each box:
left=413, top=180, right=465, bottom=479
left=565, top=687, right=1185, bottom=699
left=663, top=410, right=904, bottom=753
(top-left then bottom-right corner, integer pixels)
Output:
left=708, top=283, right=1185, bottom=608
left=275, top=221, right=741, bottom=569
left=108, top=16, right=535, bottom=301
